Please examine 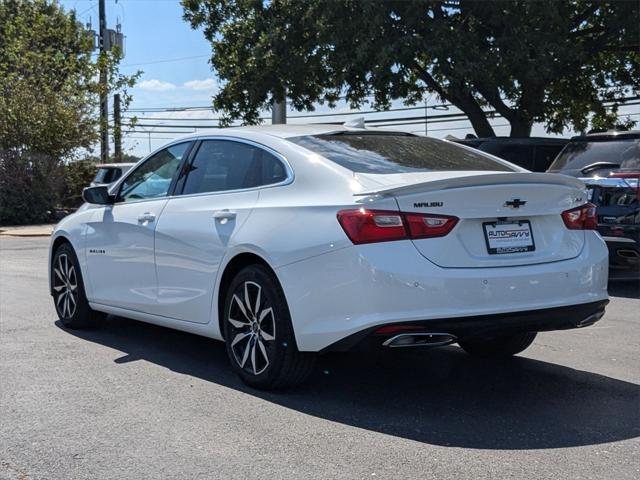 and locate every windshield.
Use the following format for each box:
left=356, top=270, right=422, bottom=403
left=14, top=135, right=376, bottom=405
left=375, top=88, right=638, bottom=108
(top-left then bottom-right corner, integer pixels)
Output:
left=288, top=134, right=516, bottom=174
left=548, top=139, right=640, bottom=172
